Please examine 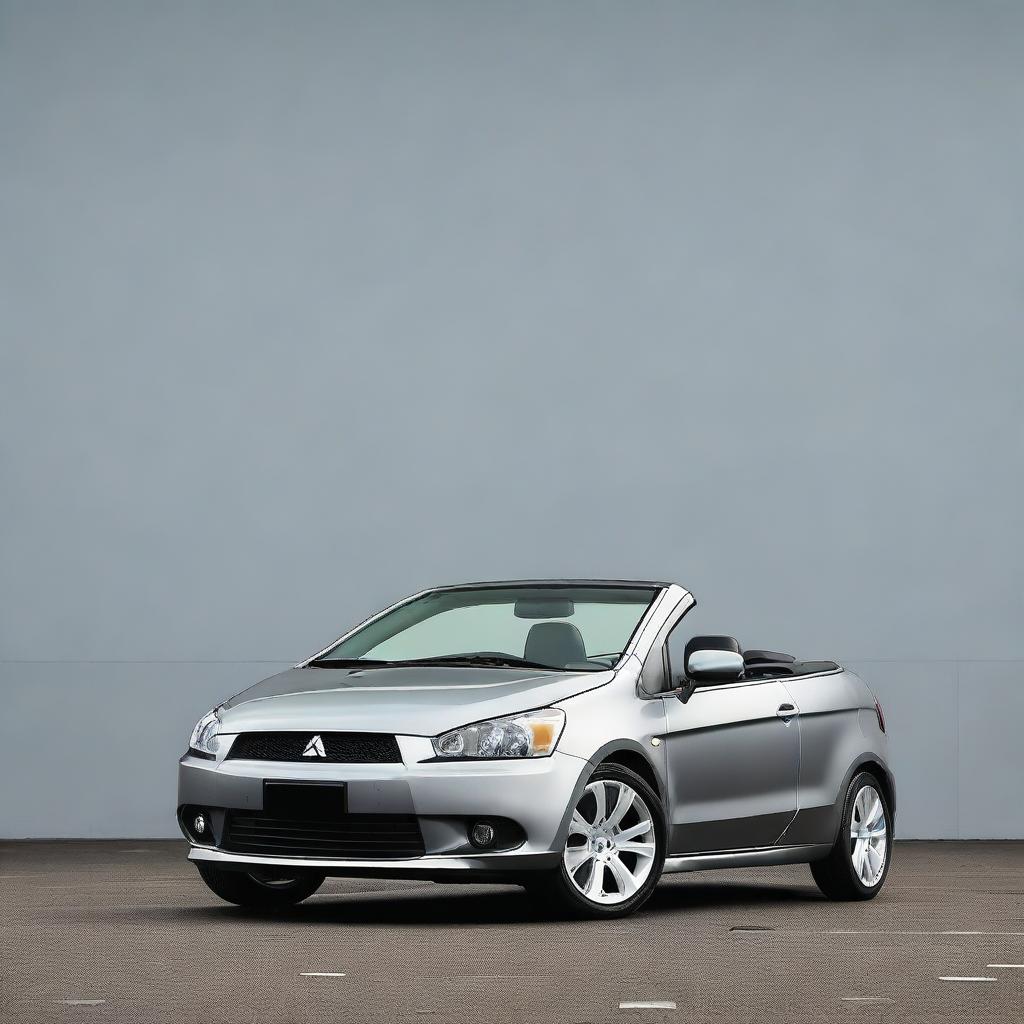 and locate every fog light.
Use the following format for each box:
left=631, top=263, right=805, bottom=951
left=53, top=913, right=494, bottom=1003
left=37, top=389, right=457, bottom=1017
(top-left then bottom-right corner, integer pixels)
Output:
left=193, top=813, right=206, bottom=836
left=470, top=822, right=496, bottom=848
